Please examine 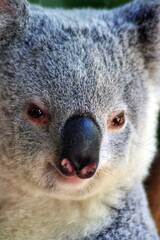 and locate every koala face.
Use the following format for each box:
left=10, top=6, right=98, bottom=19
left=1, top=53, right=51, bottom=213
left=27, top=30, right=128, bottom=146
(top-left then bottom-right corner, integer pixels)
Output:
left=0, top=0, right=159, bottom=200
